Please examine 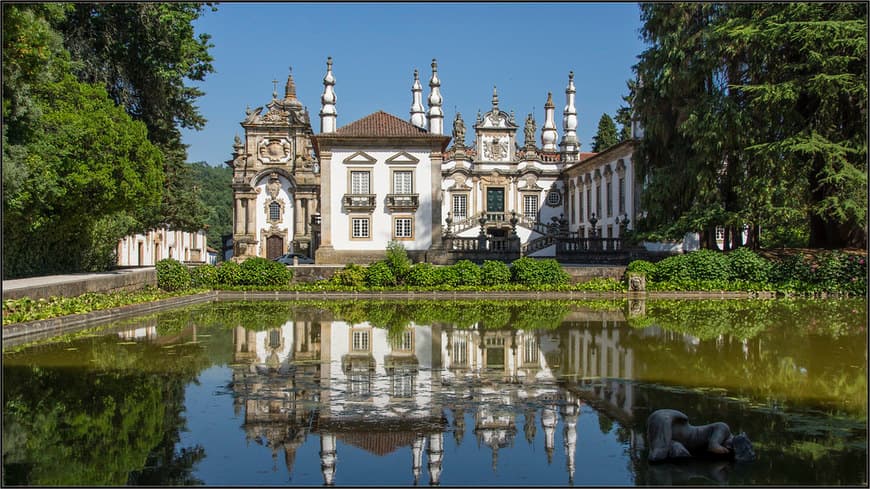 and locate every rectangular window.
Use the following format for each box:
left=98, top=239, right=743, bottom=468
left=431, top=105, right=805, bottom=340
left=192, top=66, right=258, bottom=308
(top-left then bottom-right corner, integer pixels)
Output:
left=351, top=217, right=370, bottom=239
left=452, top=194, right=468, bottom=220
left=606, top=181, right=613, bottom=217
left=570, top=190, right=576, bottom=223
left=352, top=330, right=370, bottom=351
left=578, top=187, right=584, bottom=222
left=453, top=334, right=468, bottom=366
left=269, top=201, right=281, bottom=222
left=523, top=337, right=538, bottom=364
left=523, top=194, right=539, bottom=222
left=586, top=188, right=592, bottom=219
left=596, top=184, right=602, bottom=218
left=619, top=177, right=626, bottom=215
left=392, top=330, right=413, bottom=351
left=351, top=171, right=370, bottom=194
left=394, top=217, right=413, bottom=239
left=393, top=171, right=413, bottom=194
